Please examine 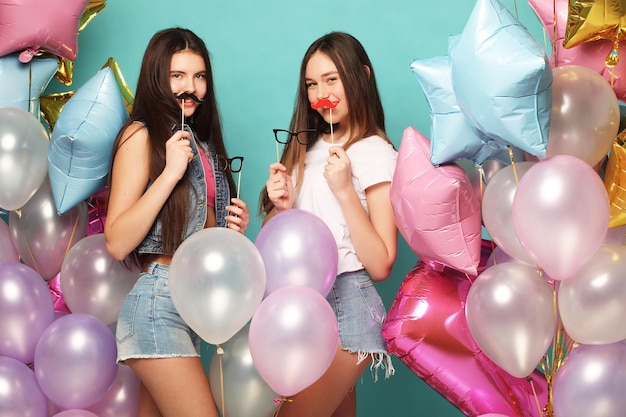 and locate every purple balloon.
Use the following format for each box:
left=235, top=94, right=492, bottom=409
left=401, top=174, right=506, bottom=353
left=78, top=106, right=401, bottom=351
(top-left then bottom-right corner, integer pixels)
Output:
left=53, top=411, right=98, bottom=417
left=254, top=209, right=338, bottom=298
left=0, top=262, right=54, bottom=364
left=86, top=365, right=140, bottom=417
left=0, top=356, right=48, bottom=417
left=34, top=313, right=118, bottom=410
